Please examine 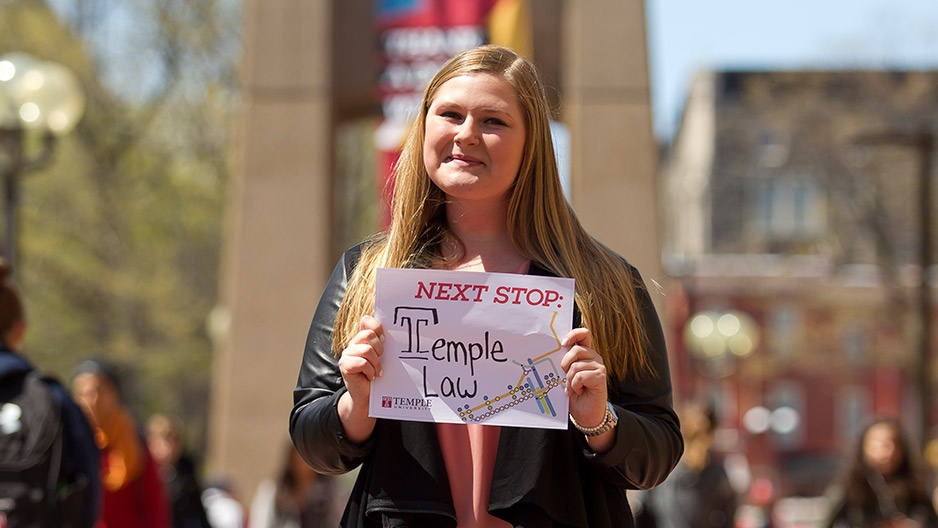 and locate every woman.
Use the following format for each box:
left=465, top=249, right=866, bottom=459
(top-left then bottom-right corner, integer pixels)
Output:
left=72, top=359, right=171, bottom=528
left=249, top=443, right=344, bottom=528
left=638, top=401, right=737, bottom=528
left=290, top=44, right=683, bottom=527
left=146, top=413, right=212, bottom=528
left=823, top=418, right=938, bottom=527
